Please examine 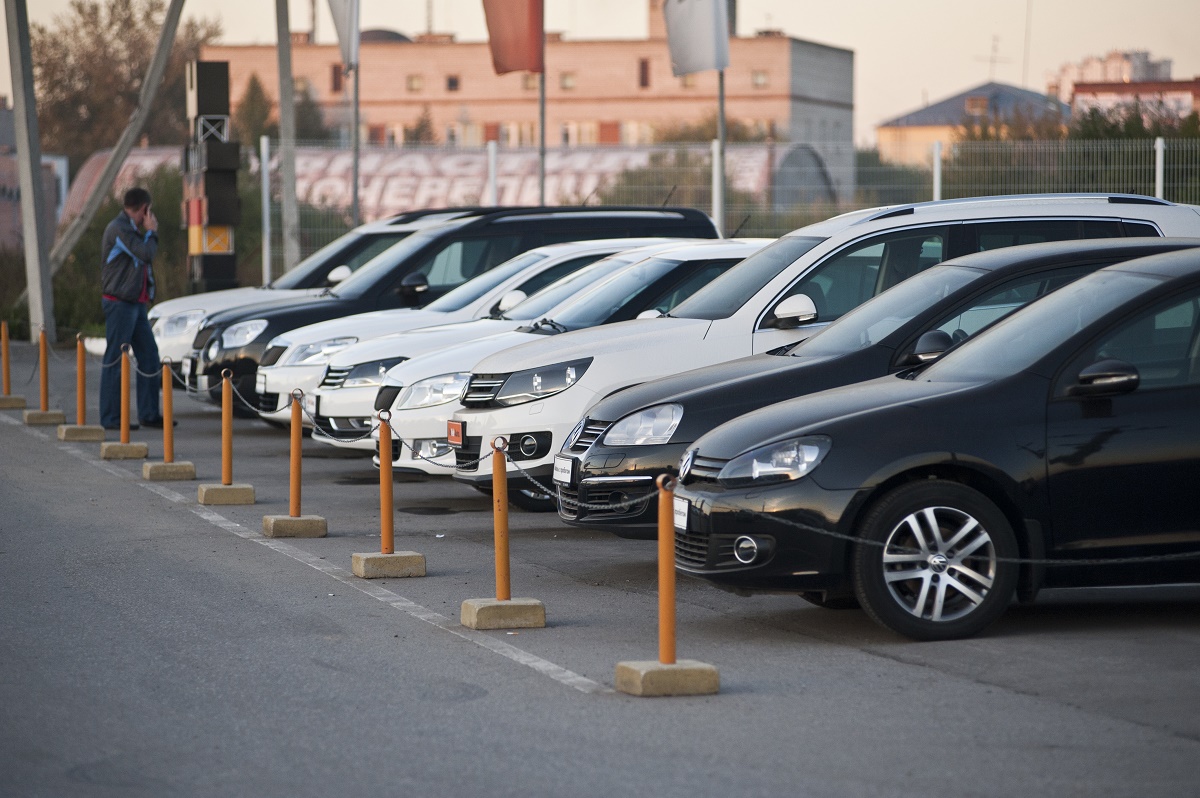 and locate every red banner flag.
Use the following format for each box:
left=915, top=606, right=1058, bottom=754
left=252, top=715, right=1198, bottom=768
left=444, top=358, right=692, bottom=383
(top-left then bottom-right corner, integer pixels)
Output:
left=482, top=0, right=544, bottom=74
